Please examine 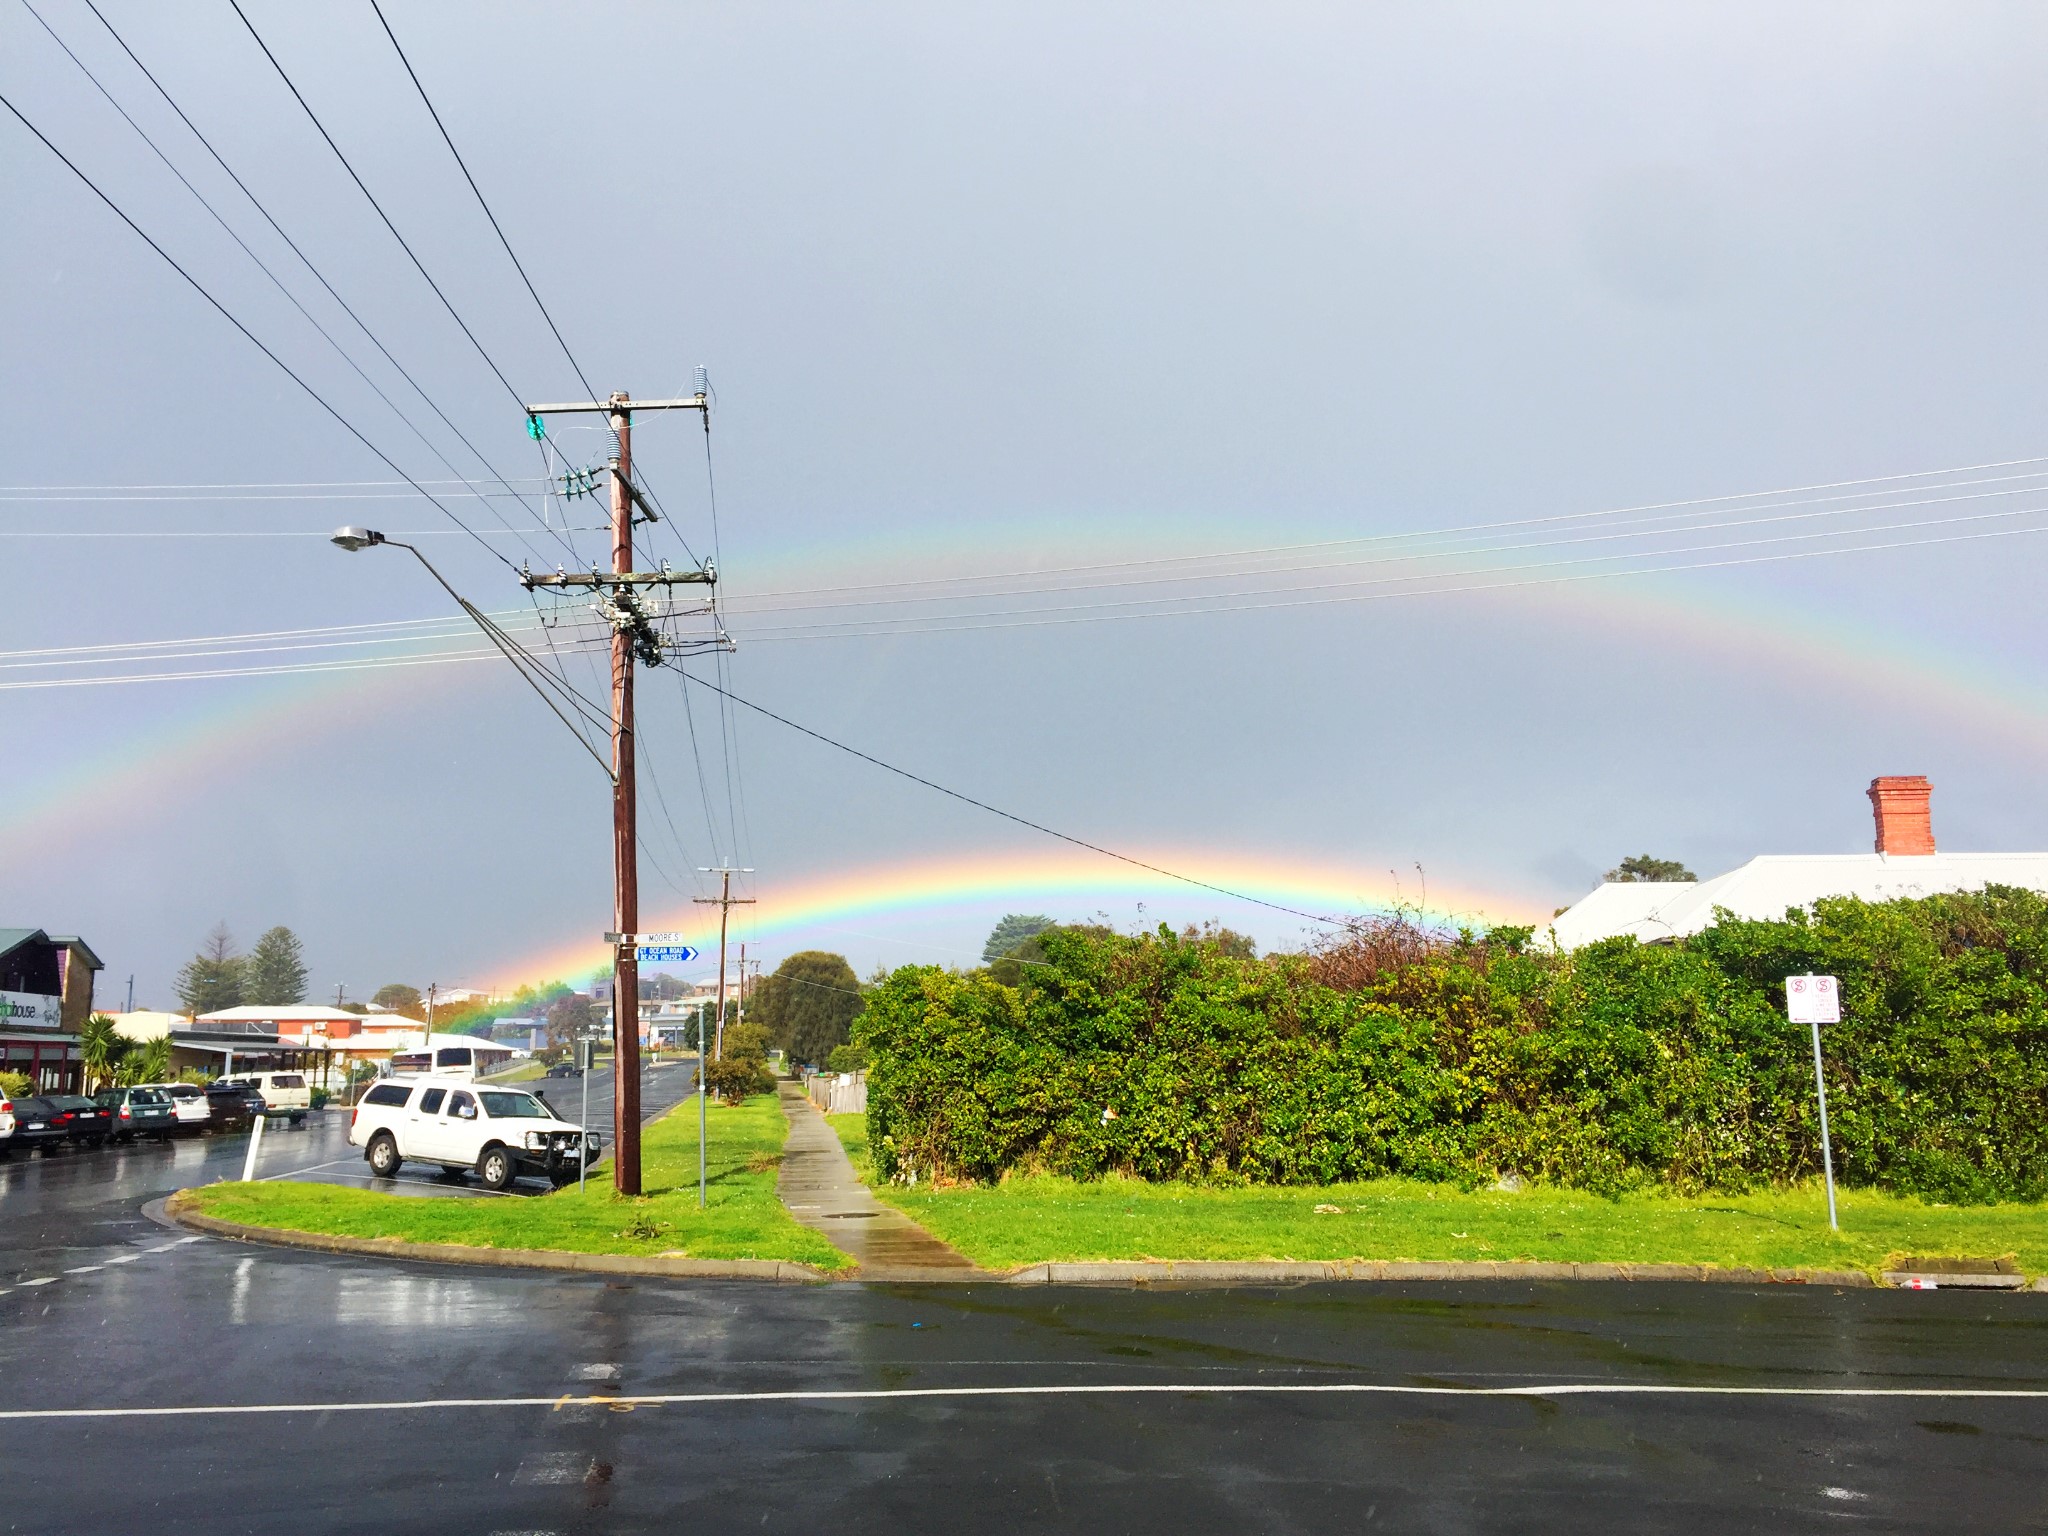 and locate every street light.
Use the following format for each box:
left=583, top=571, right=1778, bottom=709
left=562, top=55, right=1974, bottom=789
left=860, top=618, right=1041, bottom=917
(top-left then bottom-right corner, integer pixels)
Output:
left=329, top=525, right=613, bottom=777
